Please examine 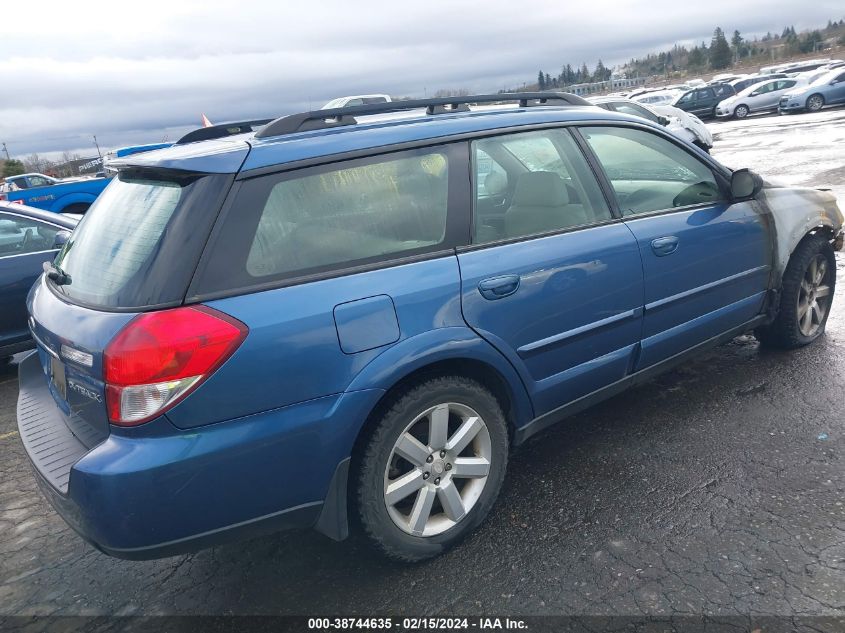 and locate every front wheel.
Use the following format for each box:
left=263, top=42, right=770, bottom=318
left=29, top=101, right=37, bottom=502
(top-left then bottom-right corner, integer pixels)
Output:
left=734, top=104, right=749, bottom=119
left=756, top=234, right=836, bottom=349
left=806, top=94, right=825, bottom=112
left=355, top=376, right=509, bottom=561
